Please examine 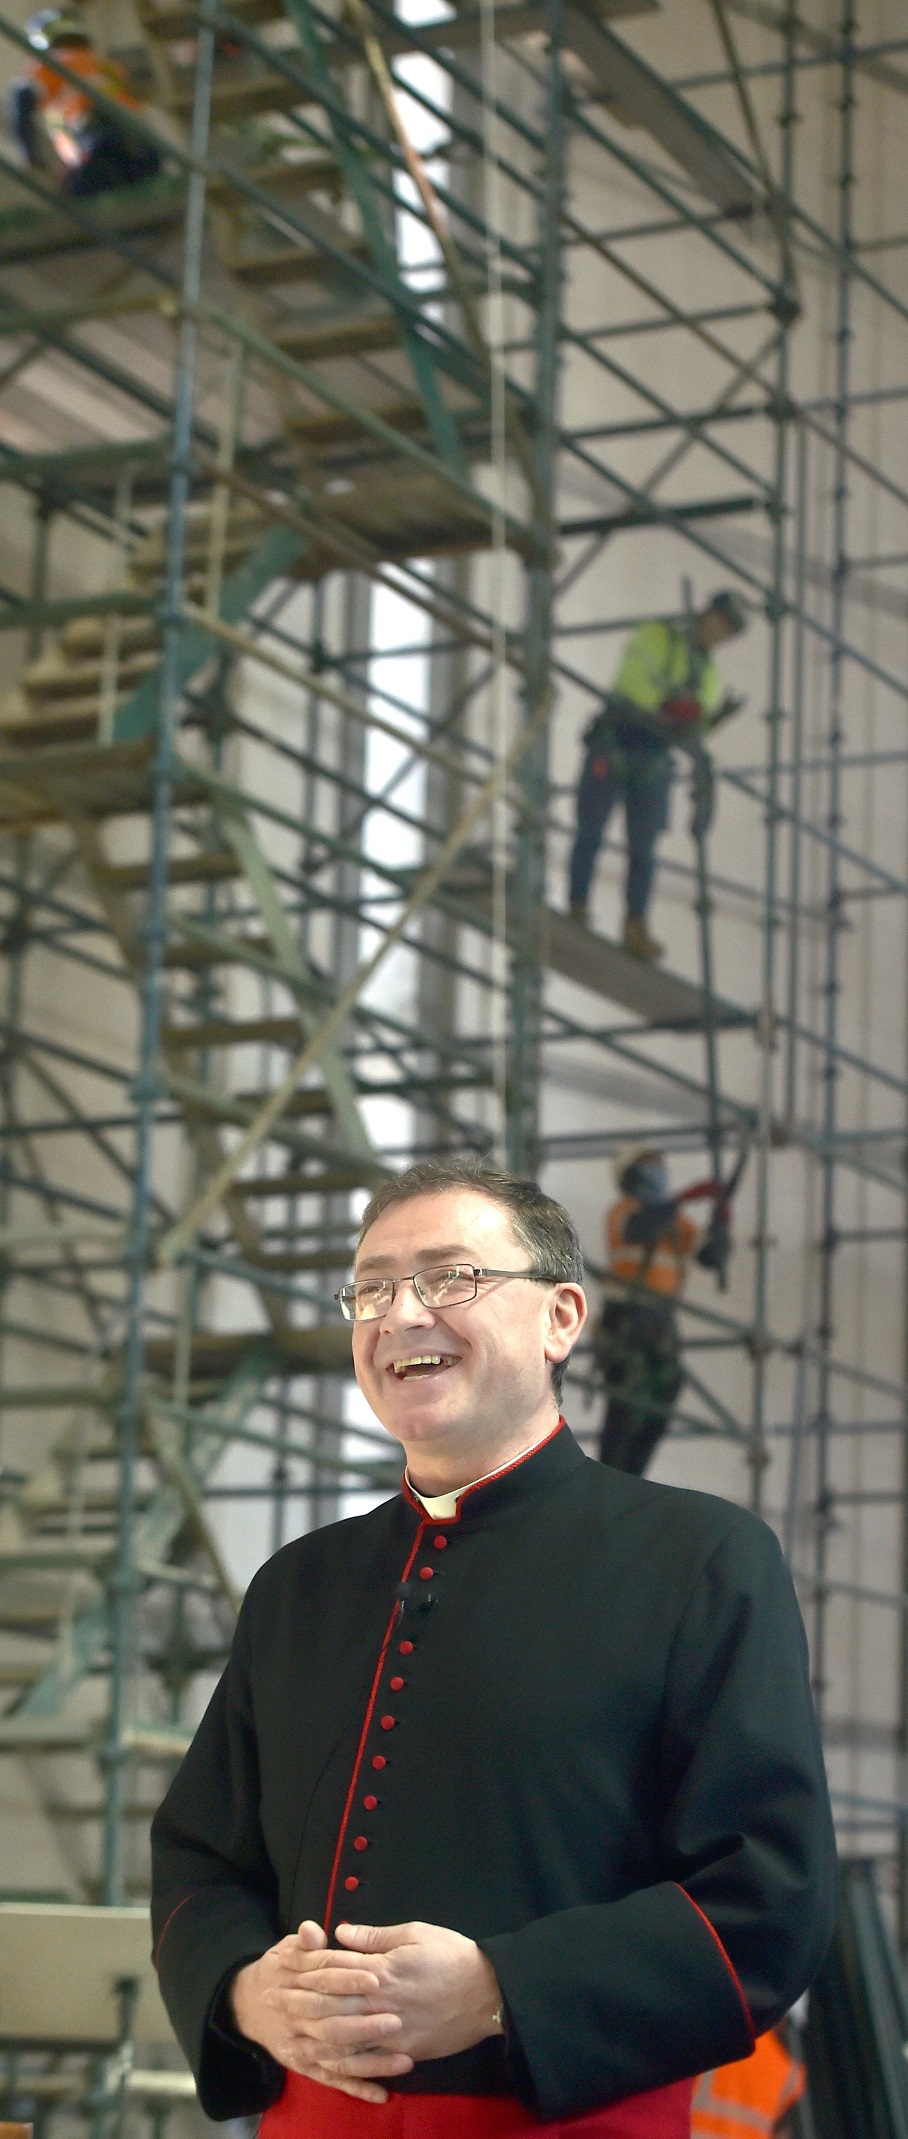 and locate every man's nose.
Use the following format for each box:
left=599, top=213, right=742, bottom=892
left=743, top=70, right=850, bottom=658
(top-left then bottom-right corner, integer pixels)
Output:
left=378, top=1277, right=434, bottom=1331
